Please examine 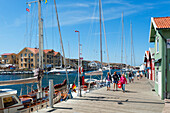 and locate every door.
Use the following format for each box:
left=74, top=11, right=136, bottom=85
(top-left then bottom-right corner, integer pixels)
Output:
left=158, top=71, right=162, bottom=97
